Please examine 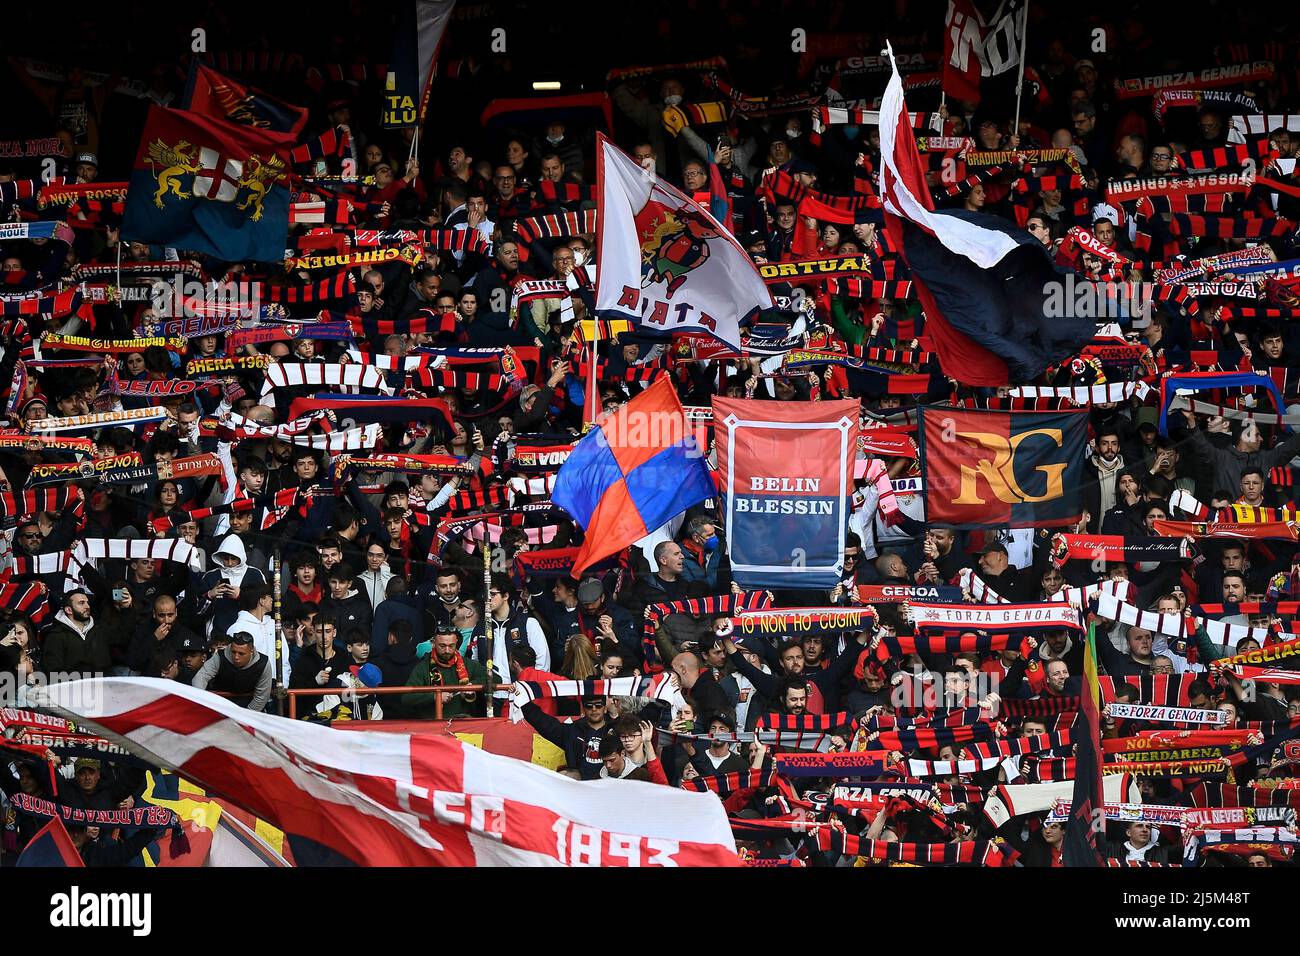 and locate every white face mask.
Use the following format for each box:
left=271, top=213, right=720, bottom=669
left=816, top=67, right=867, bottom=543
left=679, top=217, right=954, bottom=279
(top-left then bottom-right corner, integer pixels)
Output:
left=572, top=248, right=587, bottom=267
left=663, top=94, right=683, bottom=107
left=546, top=134, right=563, bottom=145
left=786, top=127, right=800, bottom=140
